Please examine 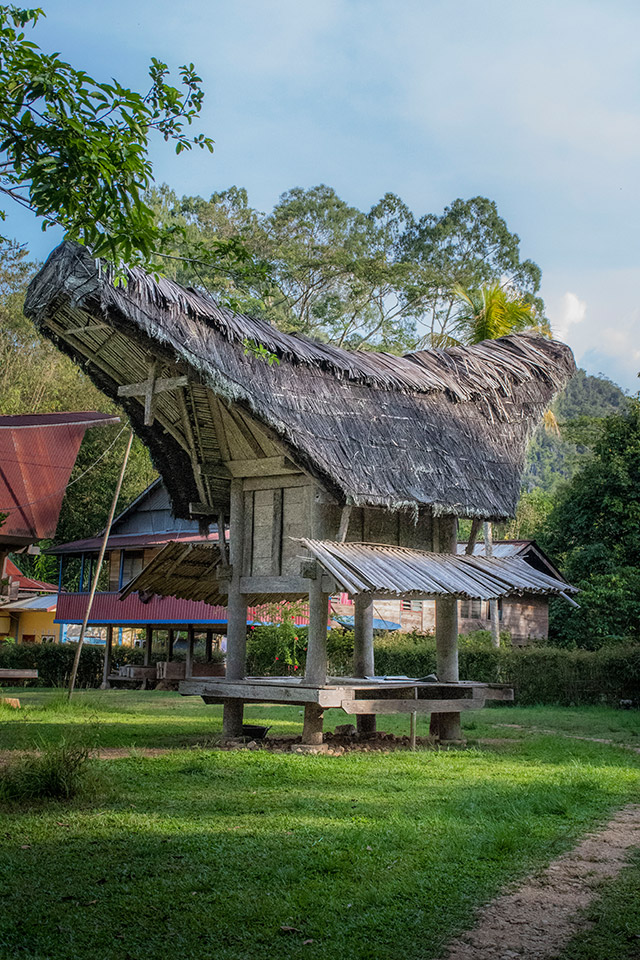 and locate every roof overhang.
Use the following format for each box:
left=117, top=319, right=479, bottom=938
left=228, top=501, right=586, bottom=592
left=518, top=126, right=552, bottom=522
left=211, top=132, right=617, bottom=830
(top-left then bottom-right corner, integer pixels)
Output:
left=120, top=538, right=578, bottom=607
